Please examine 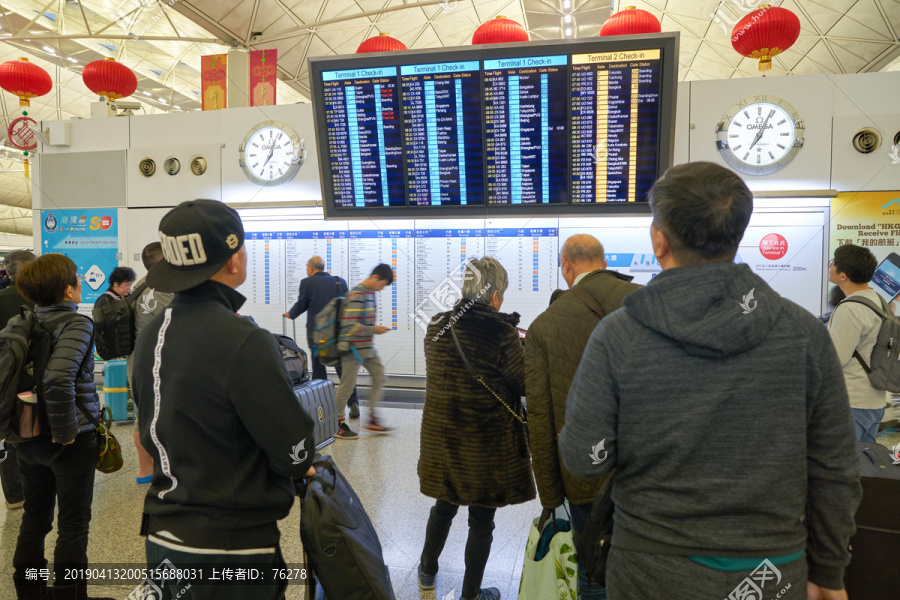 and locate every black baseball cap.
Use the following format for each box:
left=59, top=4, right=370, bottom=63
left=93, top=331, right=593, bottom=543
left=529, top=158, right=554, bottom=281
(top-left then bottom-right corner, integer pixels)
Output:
left=147, top=199, right=245, bottom=293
